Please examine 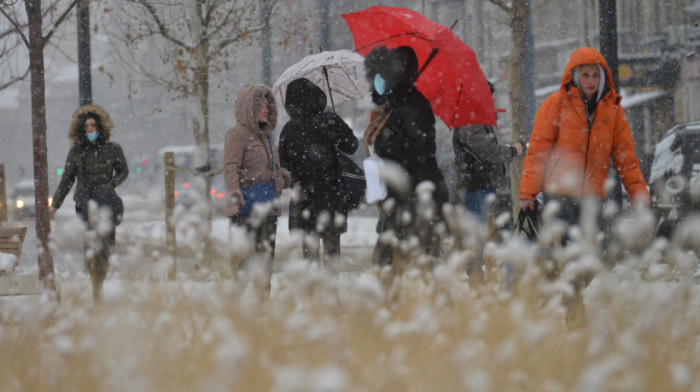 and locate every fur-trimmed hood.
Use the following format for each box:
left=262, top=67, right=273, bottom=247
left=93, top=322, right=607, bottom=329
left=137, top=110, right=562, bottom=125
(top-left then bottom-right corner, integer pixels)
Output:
left=69, top=104, right=114, bottom=145
left=234, top=85, right=278, bottom=137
